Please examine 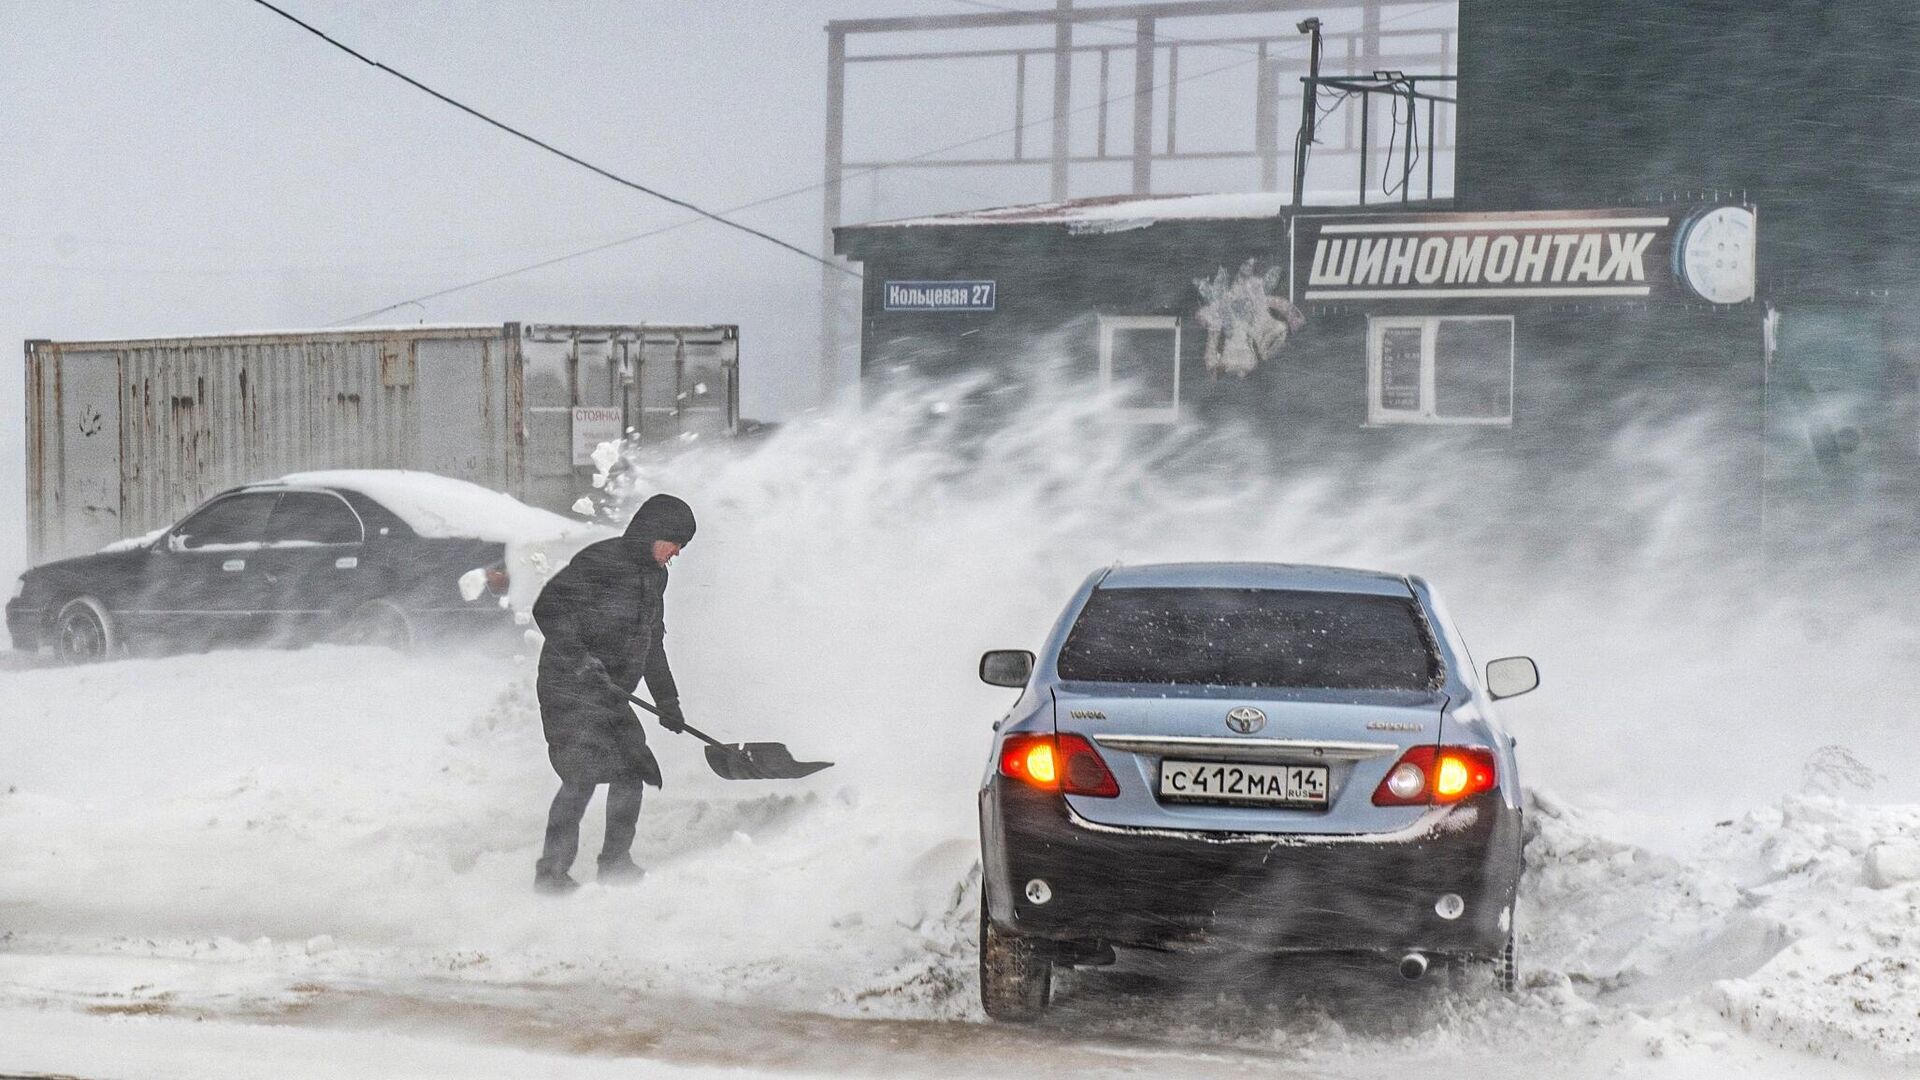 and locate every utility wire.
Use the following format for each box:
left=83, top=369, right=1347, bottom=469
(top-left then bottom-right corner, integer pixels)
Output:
left=331, top=1, right=1448, bottom=325
left=333, top=42, right=1278, bottom=325
left=245, top=0, right=855, bottom=280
